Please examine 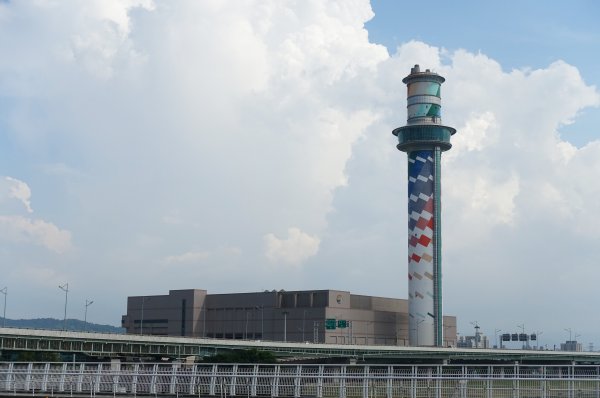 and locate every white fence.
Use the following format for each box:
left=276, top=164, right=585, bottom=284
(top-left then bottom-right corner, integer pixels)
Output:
left=1, top=362, right=600, bottom=397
